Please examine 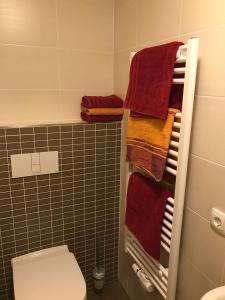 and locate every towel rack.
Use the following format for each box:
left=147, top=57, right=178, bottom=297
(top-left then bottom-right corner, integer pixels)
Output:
left=124, top=38, right=199, bottom=300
